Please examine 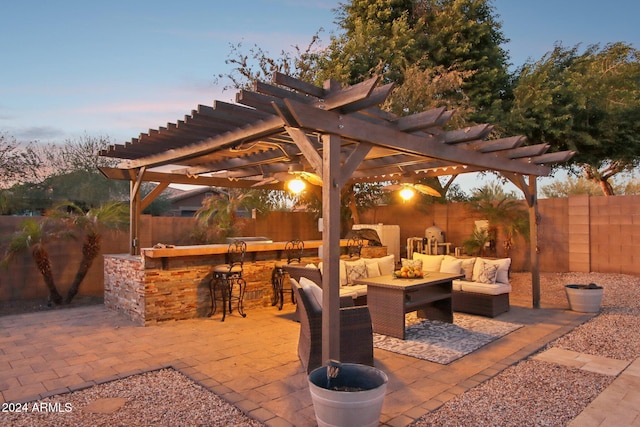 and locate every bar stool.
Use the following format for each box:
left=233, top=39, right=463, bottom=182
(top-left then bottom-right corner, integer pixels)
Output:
left=347, top=237, right=364, bottom=258
left=271, top=239, right=303, bottom=310
left=209, top=240, right=247, bottom=321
